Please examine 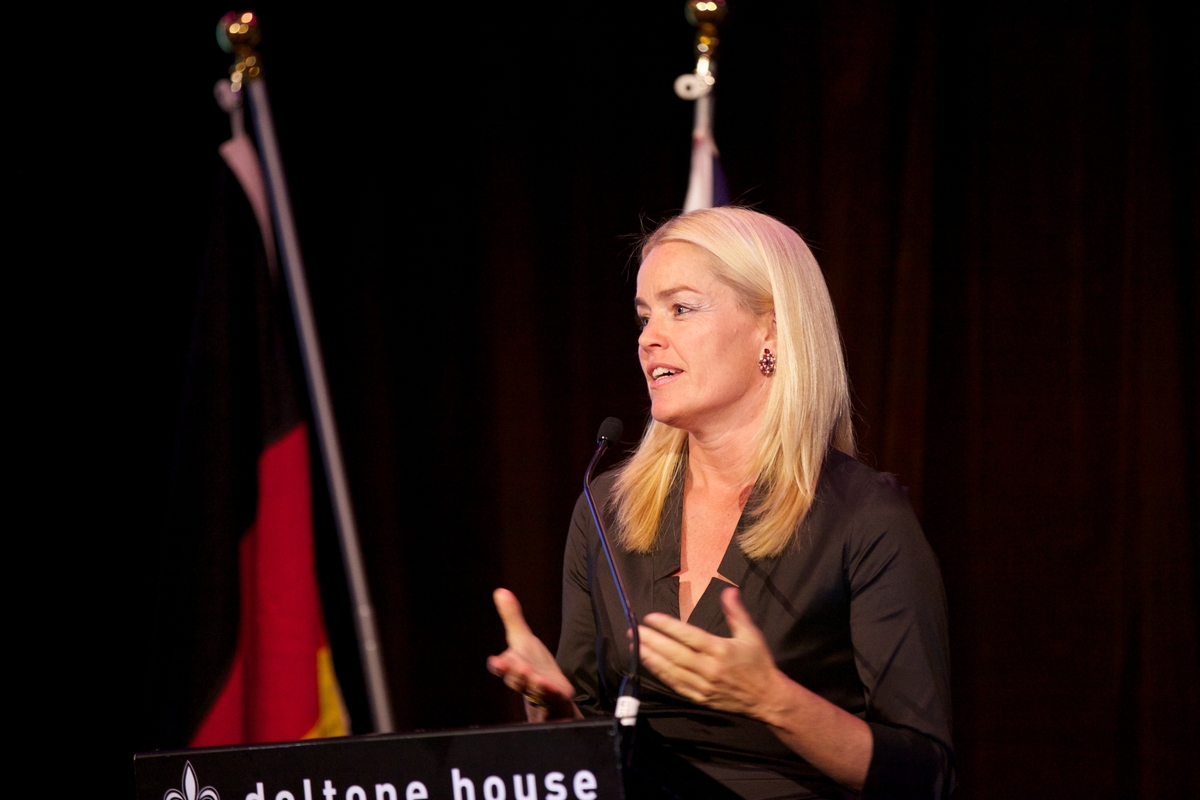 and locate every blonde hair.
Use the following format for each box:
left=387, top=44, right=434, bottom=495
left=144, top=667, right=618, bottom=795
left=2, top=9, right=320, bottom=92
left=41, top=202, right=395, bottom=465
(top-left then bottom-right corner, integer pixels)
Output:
left=612, top=207, right=855, bottom=559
